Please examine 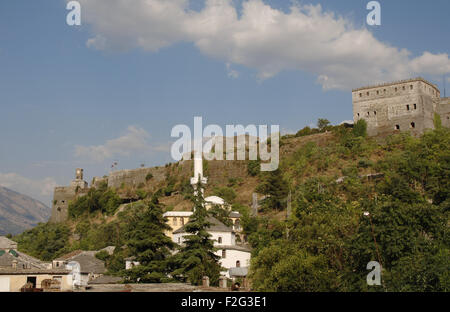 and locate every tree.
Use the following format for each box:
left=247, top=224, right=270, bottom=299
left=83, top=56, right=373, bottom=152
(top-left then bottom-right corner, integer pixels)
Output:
left=255, top=169, right=289, bottom=211
left=122, top=195, right=176, bottom=283
left=353, top=119, right=368, bottom=137
left=317, top=118, right=331, bottom=131
left=171, top=182, right=223, bottom=286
